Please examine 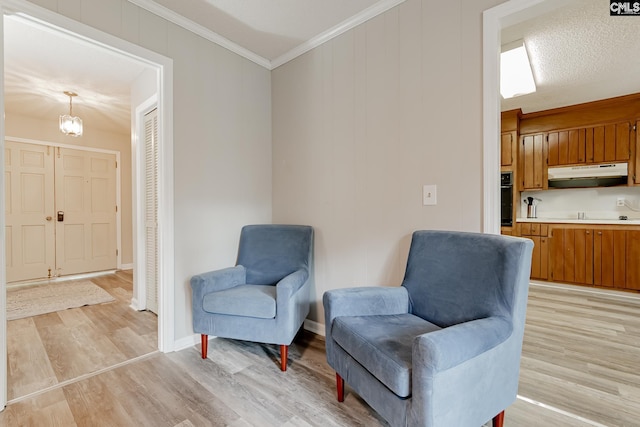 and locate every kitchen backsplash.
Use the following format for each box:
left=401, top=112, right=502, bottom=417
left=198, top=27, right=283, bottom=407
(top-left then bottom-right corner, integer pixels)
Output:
left=520, top=187, right=640, bottom=220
